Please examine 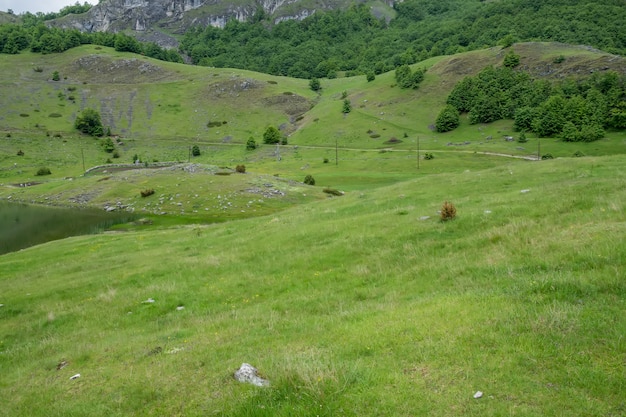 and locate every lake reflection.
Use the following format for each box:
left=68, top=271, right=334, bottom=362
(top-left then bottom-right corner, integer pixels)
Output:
left=0, top=201, right=136, bottom=255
